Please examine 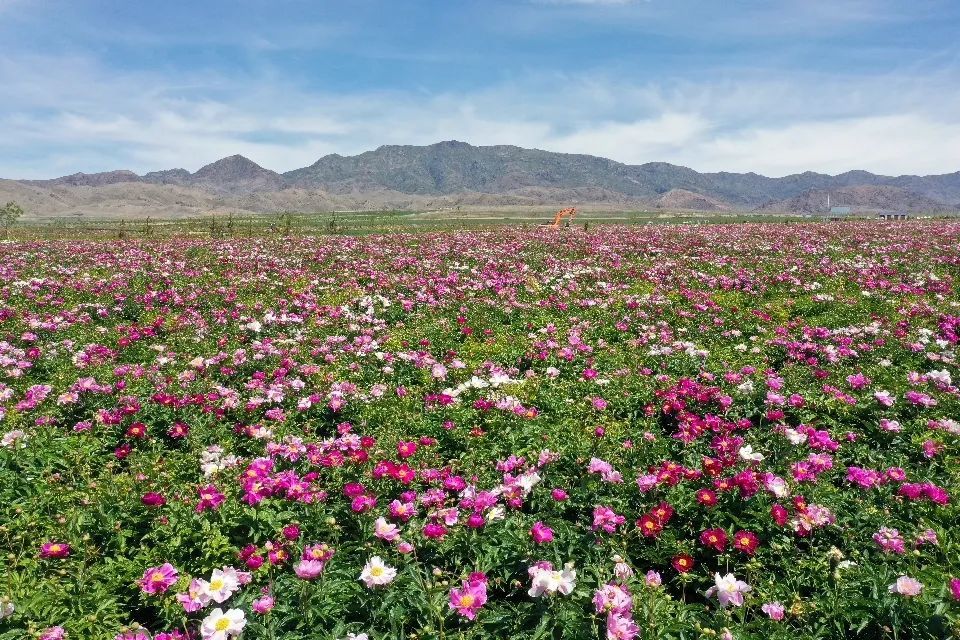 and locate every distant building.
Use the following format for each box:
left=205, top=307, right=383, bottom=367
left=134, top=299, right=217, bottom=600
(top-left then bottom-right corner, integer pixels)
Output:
left=877, top=211, right=912, bottom=221
left=821, top=206, right=851, bottom=222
